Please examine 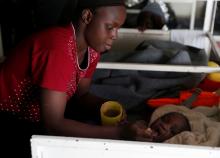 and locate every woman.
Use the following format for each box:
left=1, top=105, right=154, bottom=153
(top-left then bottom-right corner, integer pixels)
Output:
left=0, top=0, right=150, bottom=157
